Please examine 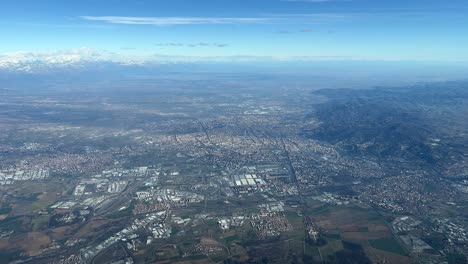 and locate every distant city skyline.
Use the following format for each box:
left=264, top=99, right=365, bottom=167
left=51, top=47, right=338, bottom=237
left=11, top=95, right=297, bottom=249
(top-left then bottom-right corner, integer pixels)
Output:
left=1, top=0, right=468, bottom=66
